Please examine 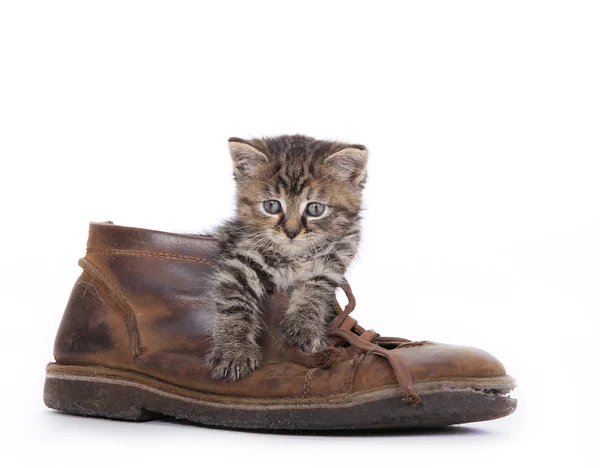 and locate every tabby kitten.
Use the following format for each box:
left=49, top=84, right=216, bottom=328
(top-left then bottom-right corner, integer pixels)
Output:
left=208, top=134, right=368, bottom=380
